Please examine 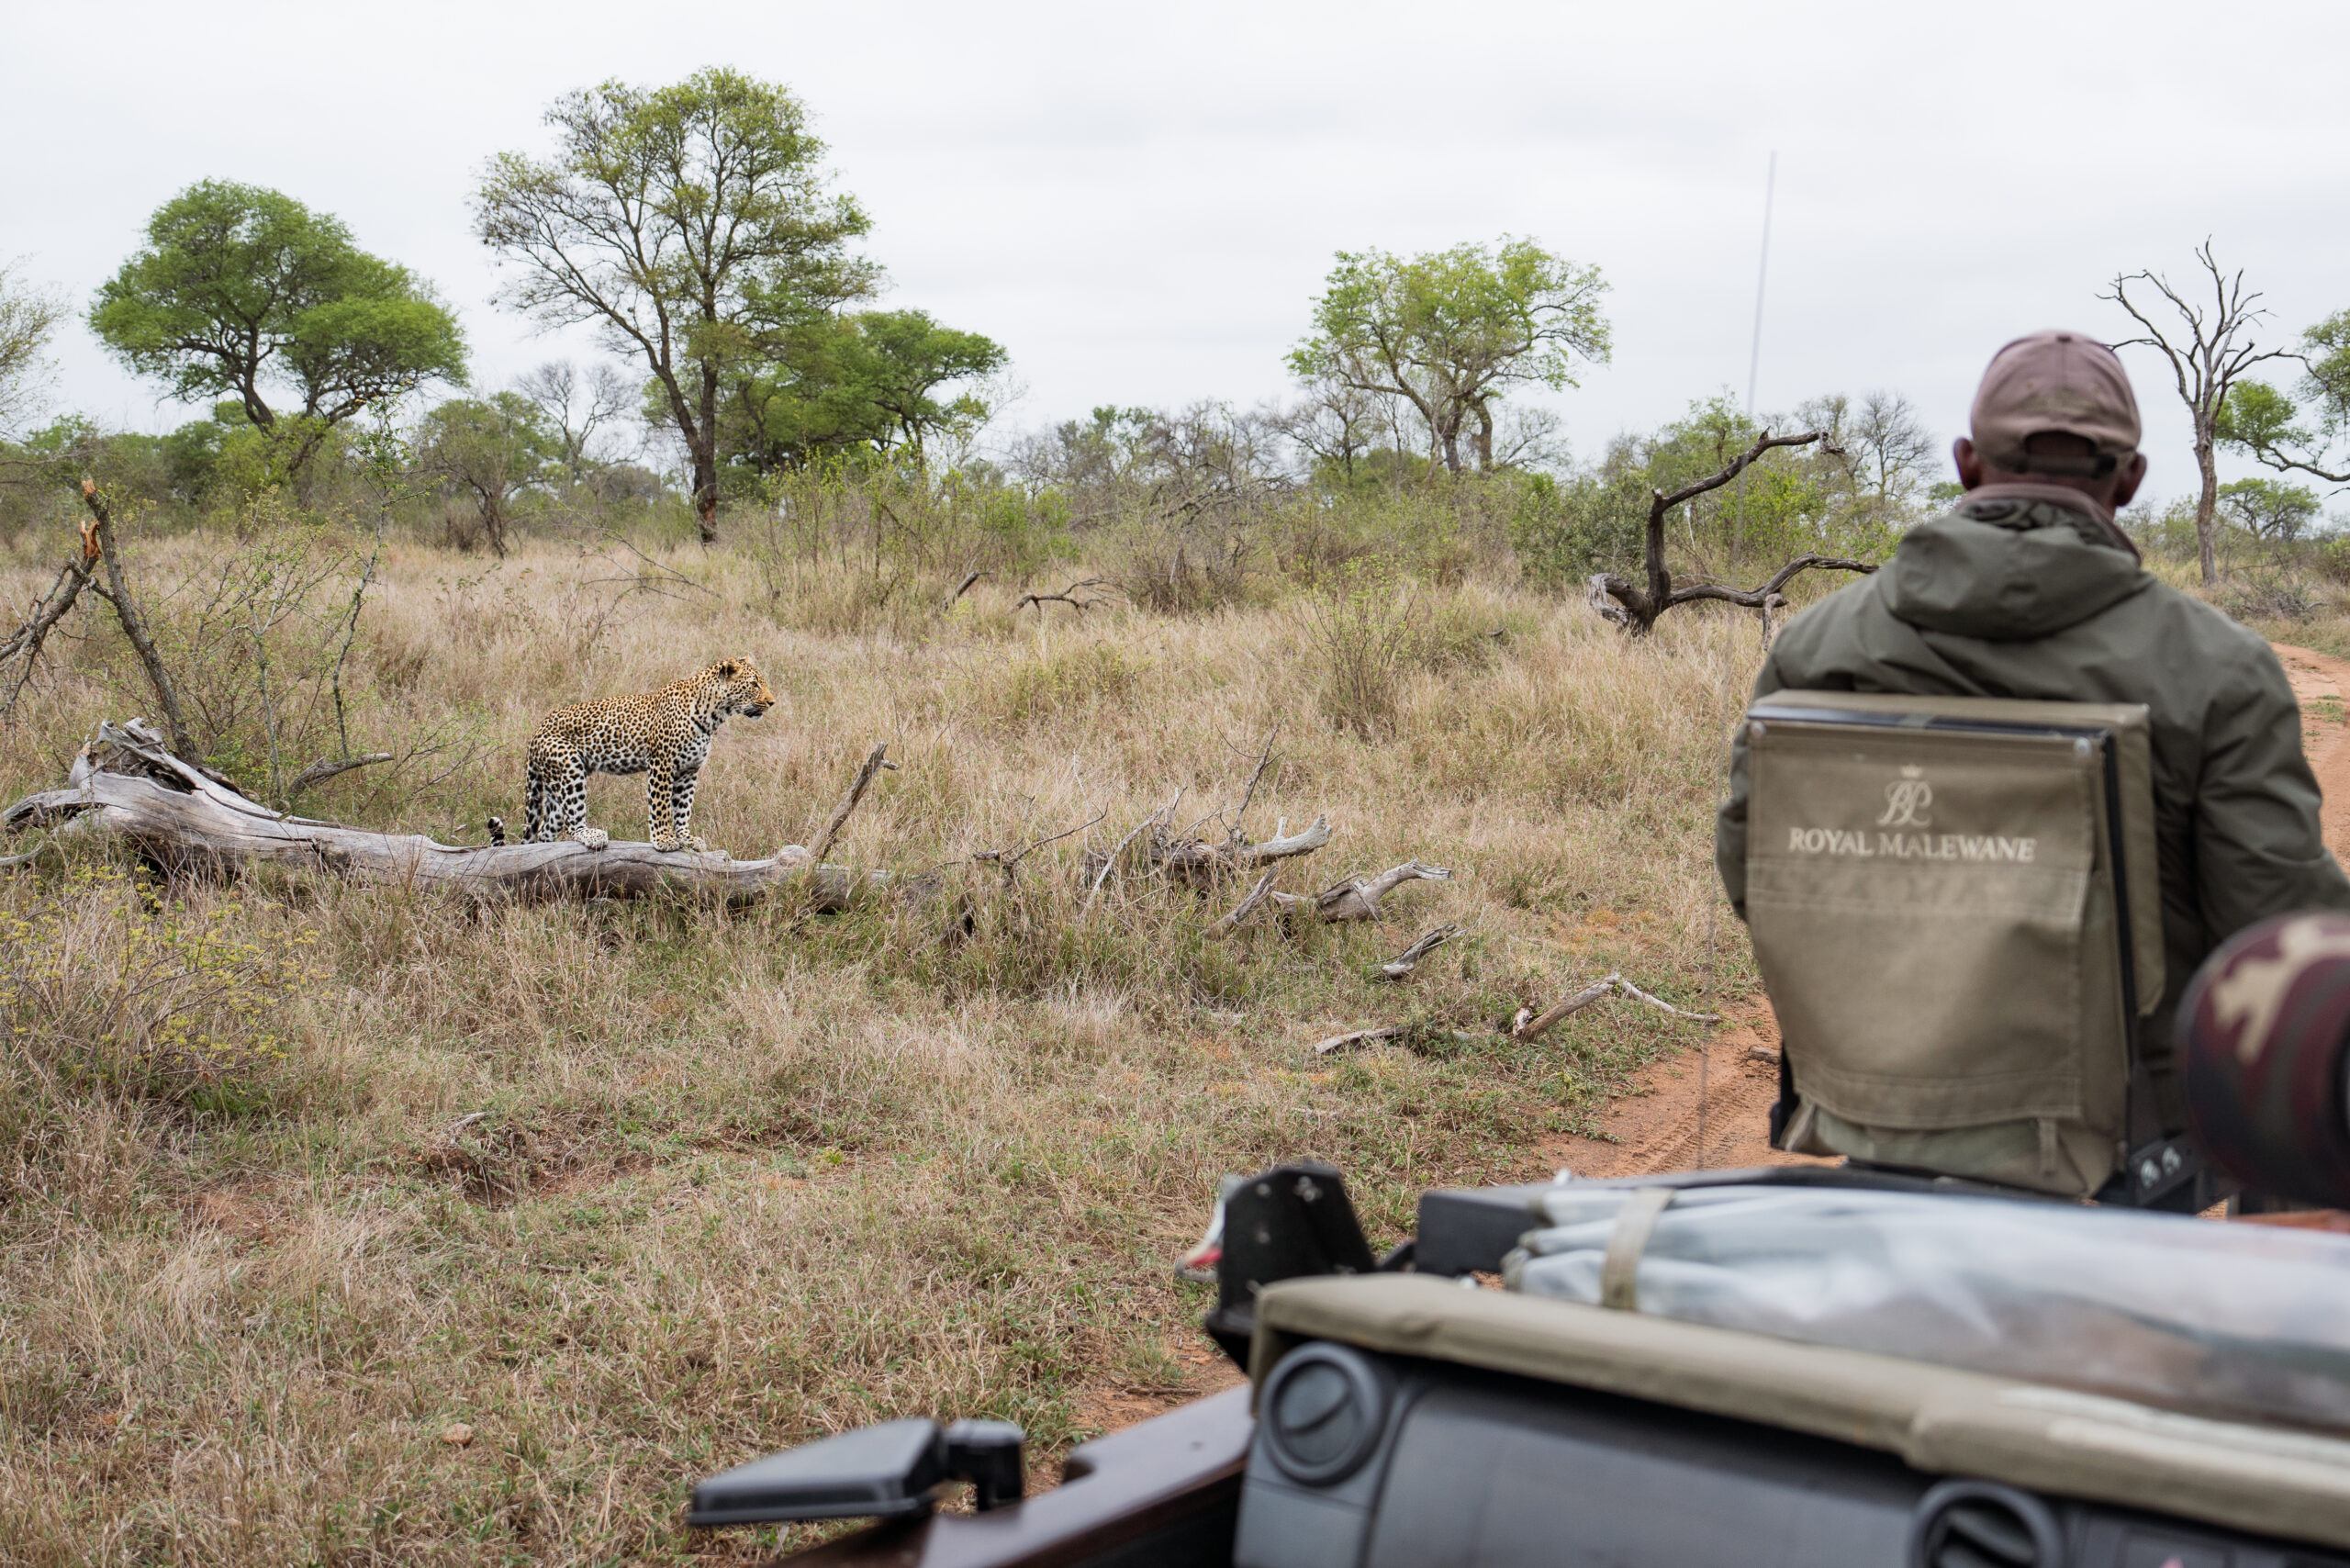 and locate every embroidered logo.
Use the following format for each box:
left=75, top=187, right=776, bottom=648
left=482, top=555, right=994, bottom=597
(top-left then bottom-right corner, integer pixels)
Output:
left=1877, top=764, right=1933, bottom=828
